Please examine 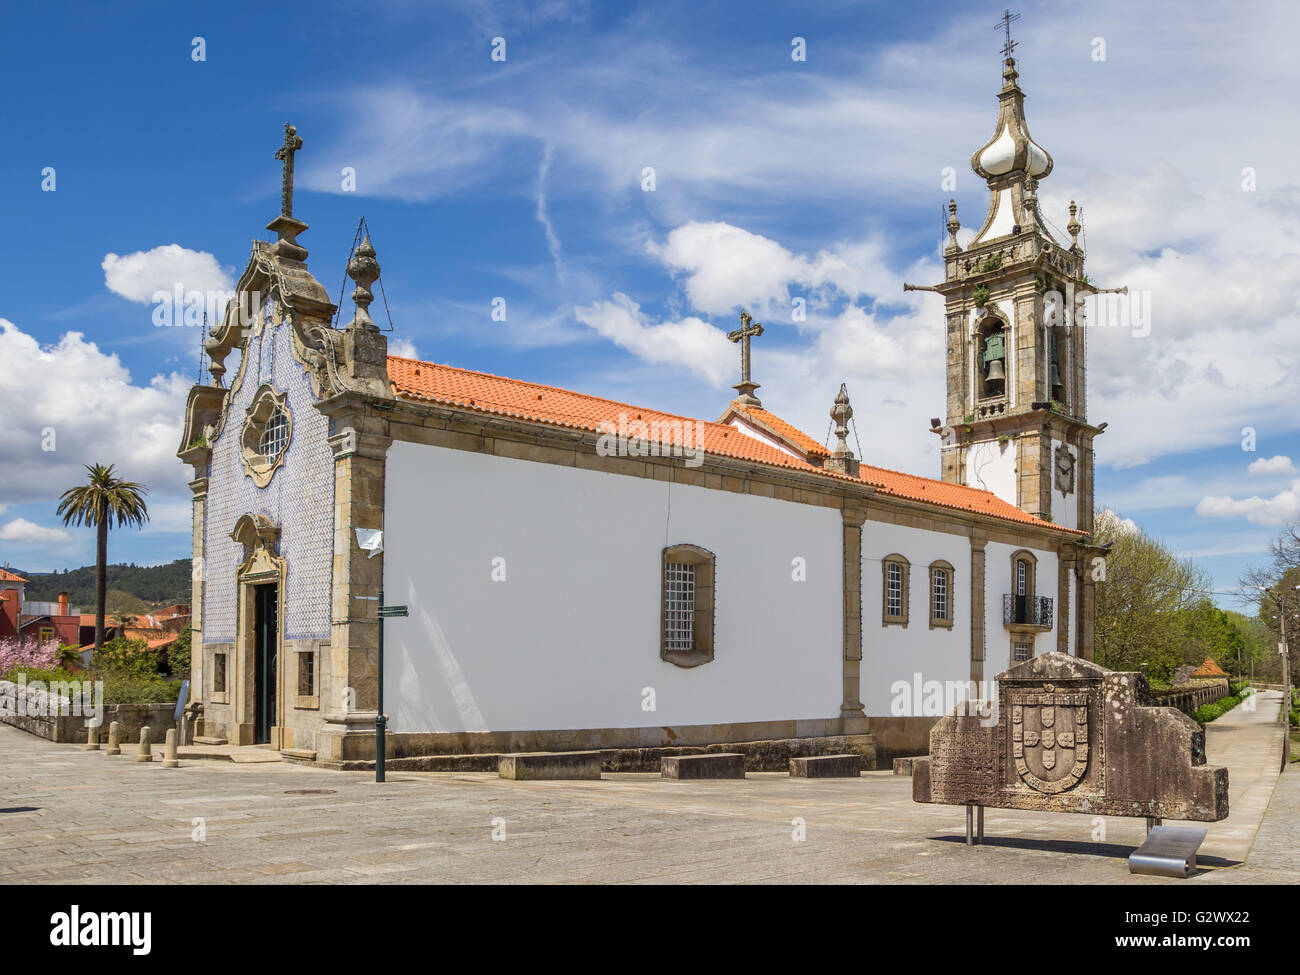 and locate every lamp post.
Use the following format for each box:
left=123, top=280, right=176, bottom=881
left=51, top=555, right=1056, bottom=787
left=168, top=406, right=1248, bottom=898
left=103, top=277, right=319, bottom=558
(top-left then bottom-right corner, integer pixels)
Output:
left=374, top=589, right=407, bottom=783
left=1259, top=584, right=1299, bottom=773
